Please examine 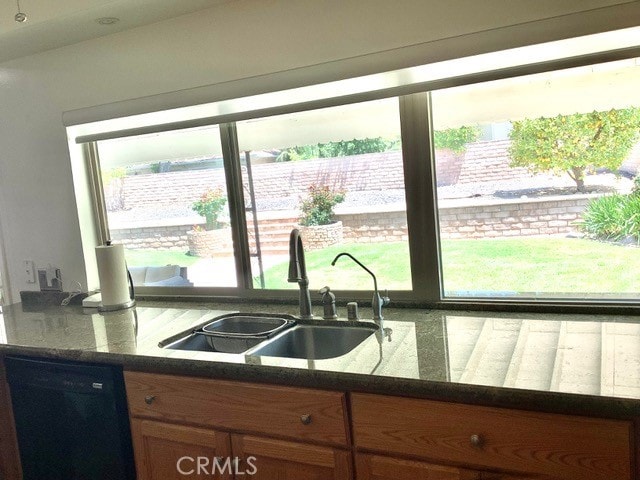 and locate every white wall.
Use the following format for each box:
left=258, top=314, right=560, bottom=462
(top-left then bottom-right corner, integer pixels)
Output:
left=0, top=0, right=637, bottom=304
